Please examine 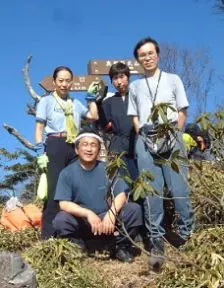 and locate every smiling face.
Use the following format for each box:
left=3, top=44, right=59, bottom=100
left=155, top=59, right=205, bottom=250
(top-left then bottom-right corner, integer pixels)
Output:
left=53, top=69, right=73, bottom=98
left=75, top=136, right=101, bottom=165
left=112, top=73, right=129, bottom=95
left=136, top=42, right=159, bottom=73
